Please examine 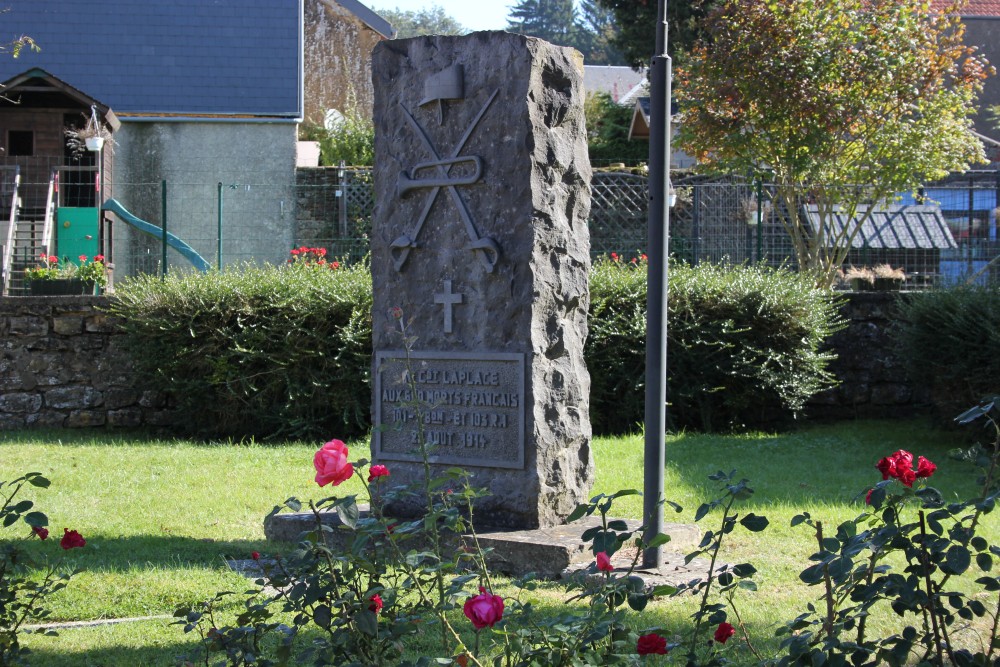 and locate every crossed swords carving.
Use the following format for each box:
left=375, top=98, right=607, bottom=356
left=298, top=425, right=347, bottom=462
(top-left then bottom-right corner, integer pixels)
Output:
left=391, top=89, right=501, bottom=273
